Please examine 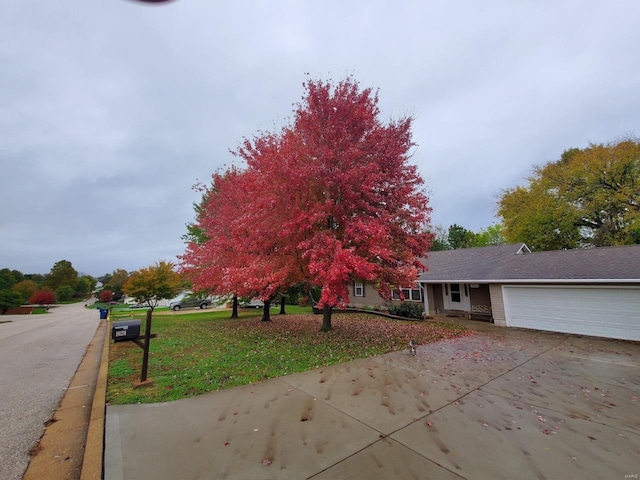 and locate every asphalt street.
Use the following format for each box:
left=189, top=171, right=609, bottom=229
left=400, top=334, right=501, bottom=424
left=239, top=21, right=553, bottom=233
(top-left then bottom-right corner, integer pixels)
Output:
left=0, top=302, right=101, bottom=480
